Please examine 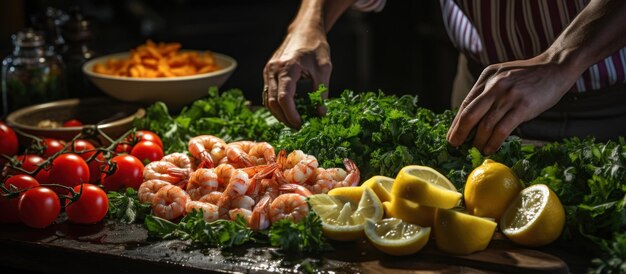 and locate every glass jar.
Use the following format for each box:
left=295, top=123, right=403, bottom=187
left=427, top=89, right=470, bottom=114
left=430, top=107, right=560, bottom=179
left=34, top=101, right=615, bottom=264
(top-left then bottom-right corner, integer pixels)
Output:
left=1, top=29, right=67, bottom=116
